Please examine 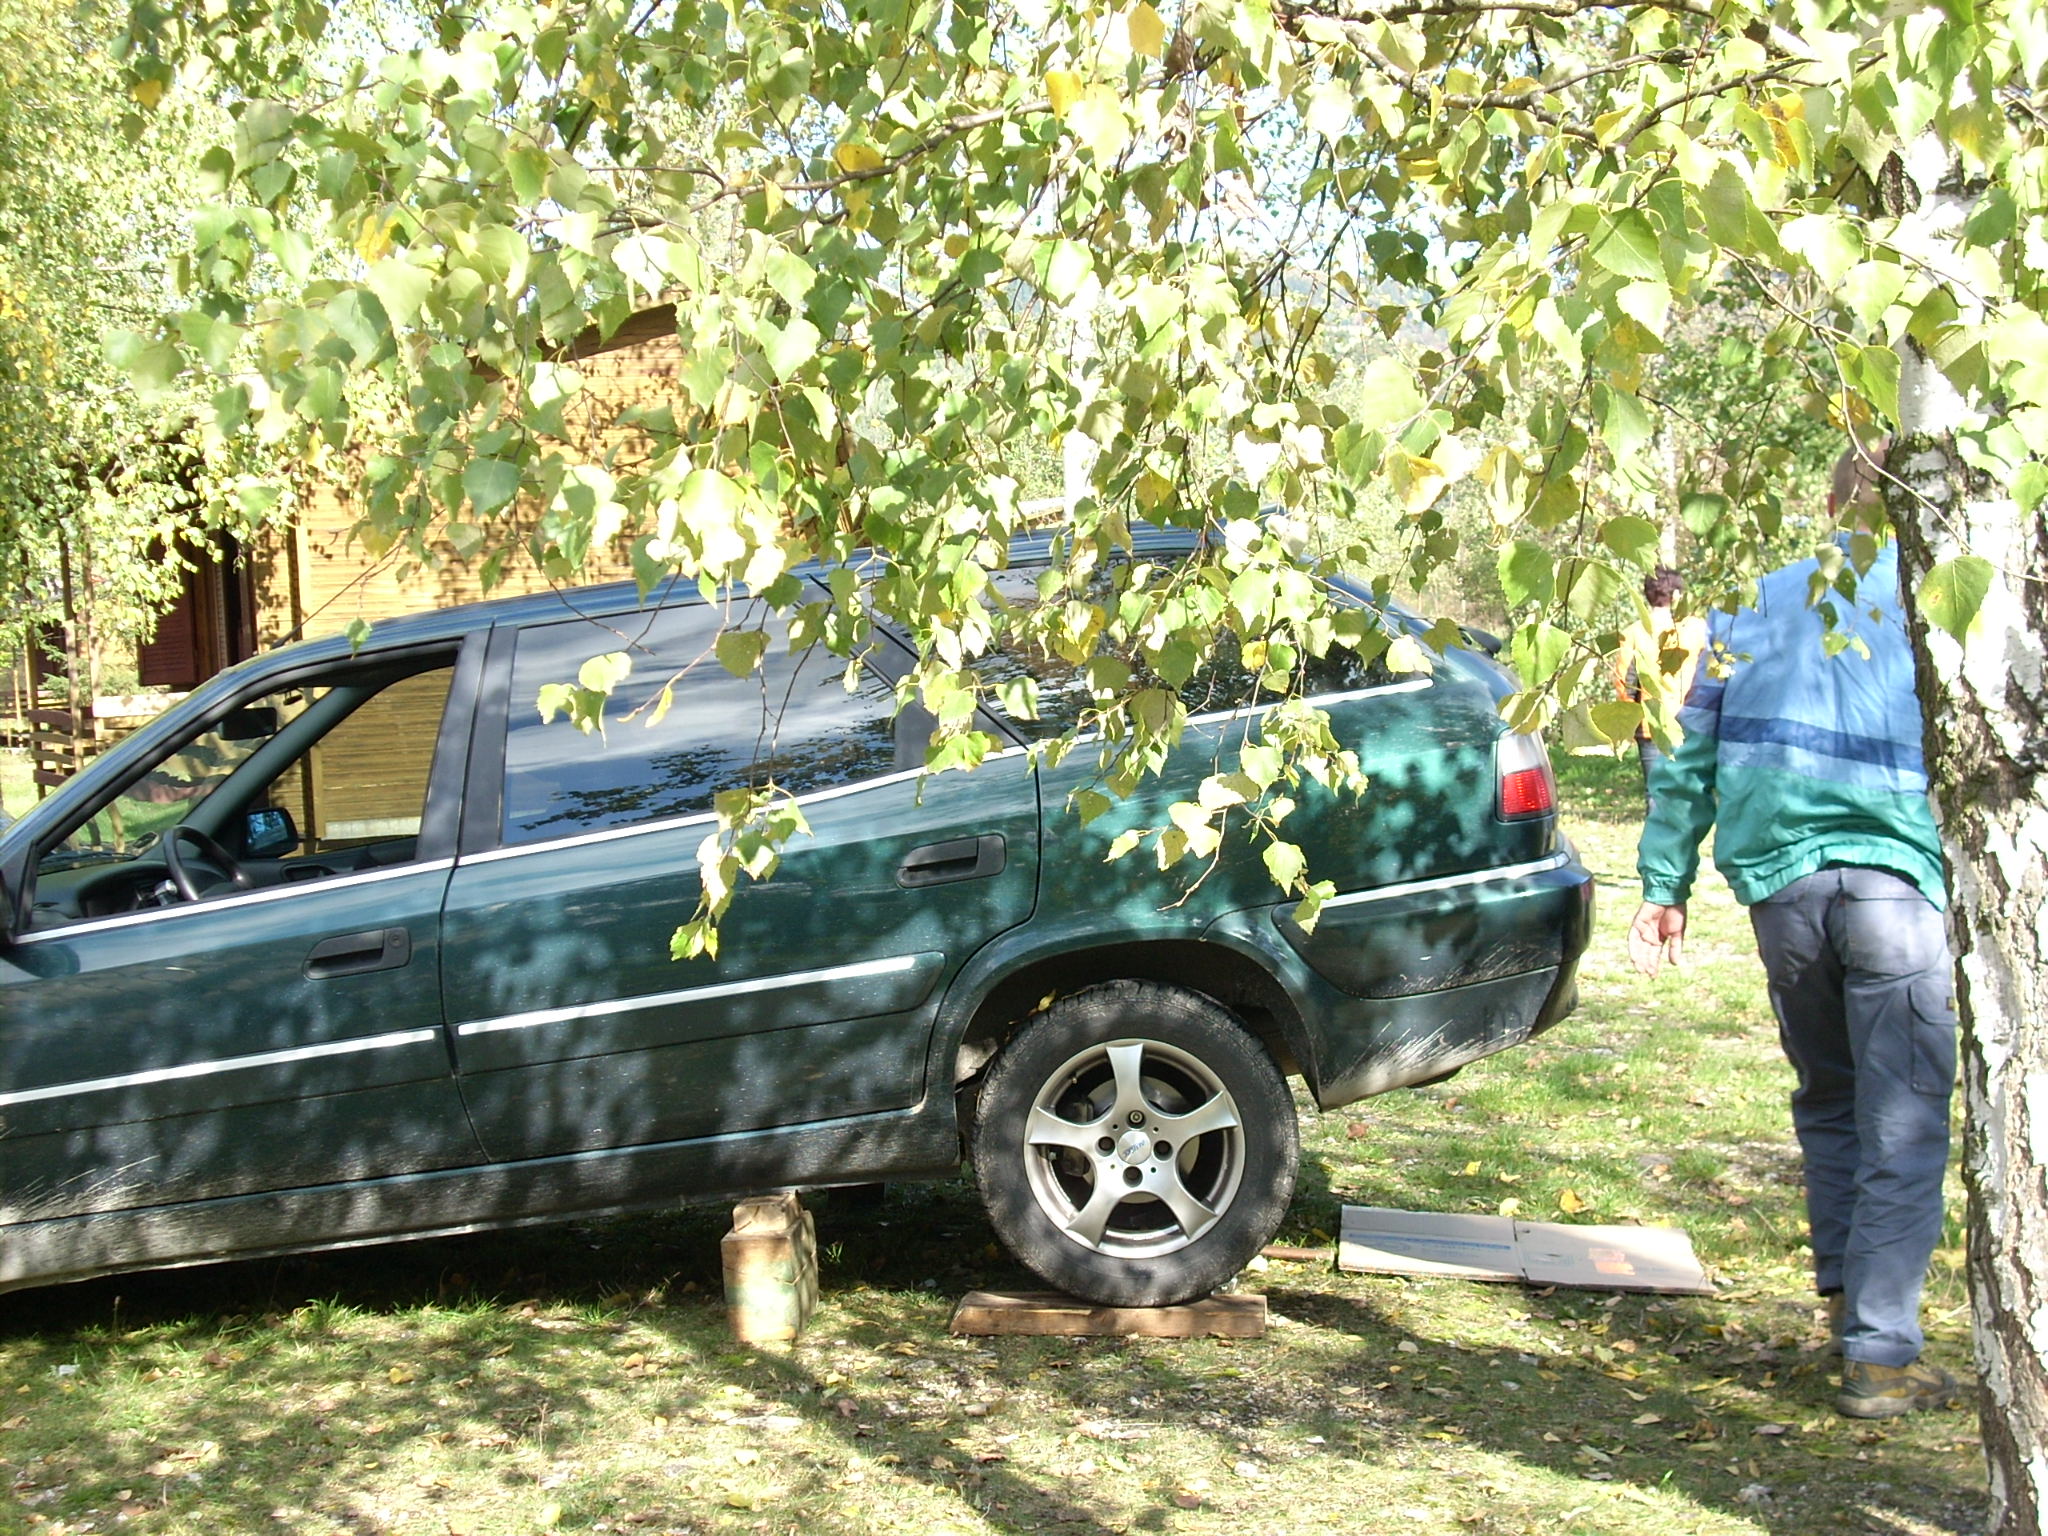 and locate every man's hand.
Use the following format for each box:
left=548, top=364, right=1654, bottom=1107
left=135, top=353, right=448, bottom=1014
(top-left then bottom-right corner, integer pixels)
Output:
left=1629, top=901, right=1688, bottom=977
